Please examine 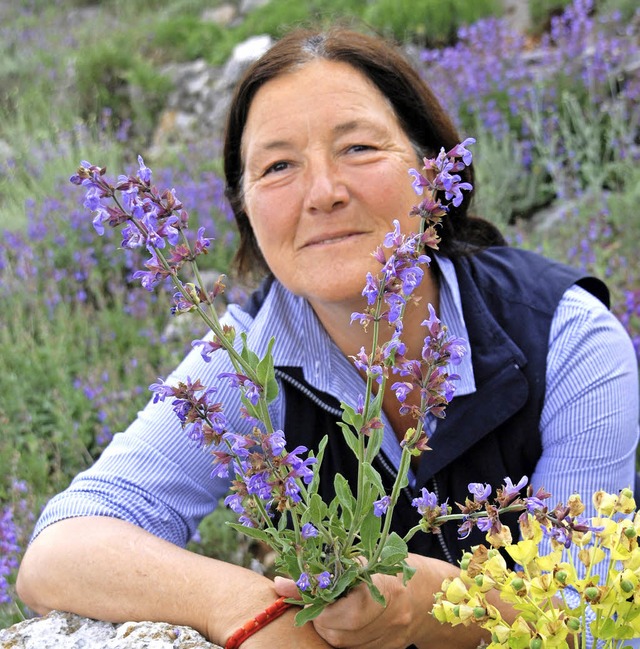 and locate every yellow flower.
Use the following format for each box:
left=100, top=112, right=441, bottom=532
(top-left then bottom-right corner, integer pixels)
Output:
left=445, top=576, right=470, bottom=604
left=536, top=548, right=564, bottom=572
left=432, top=598, right=460, bottom=625
left=578, top=545, right=606, bottom=568
left=486, top=524, right=513, bottom=549
left=618, top=487, right=636, bottom=514
left=473, top=572, right=498, bottom=593
left=529, top=572, right=558, bottom=600
left=537, top=617, right=569, bottom=647
left=593, top=490, right=618, bottom=516
left=506, top=539, right=538, bottom=568
left=488, top=622, right=512, bottom=644
left=567, top=493, right=585, bottom=518
left=519, top=515, right=544, bottom=542
left=483, top=549, right=509, bottom=581
left=552, top=562, right=577, bottom=587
